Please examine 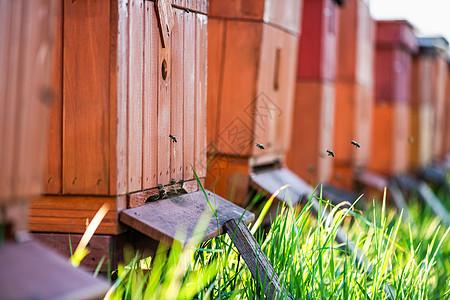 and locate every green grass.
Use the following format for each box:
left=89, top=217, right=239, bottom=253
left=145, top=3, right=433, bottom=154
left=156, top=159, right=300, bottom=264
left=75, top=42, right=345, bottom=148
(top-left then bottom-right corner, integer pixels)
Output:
left=96, top=185, right=449, bottom=299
